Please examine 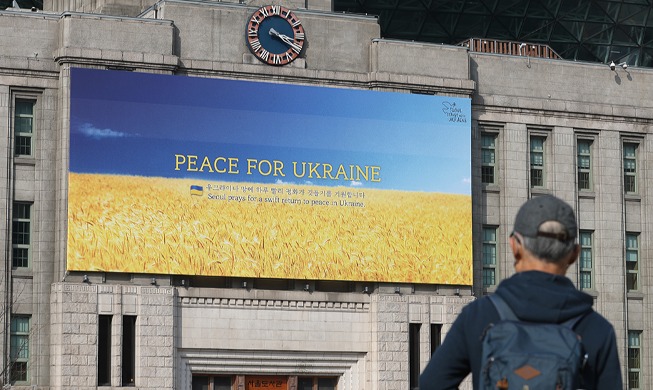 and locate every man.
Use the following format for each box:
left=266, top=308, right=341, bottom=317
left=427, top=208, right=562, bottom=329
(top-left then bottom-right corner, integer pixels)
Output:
left=419, top=195, right=622, bottom=389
